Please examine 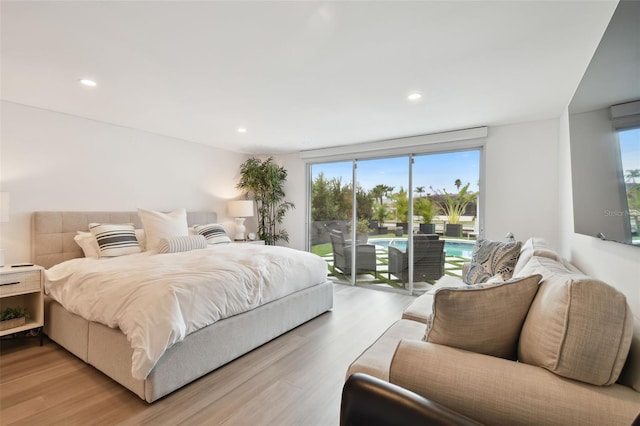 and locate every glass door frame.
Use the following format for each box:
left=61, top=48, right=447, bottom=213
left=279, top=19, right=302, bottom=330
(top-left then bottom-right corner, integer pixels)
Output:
left=305, top=140, right=486, bottom=295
